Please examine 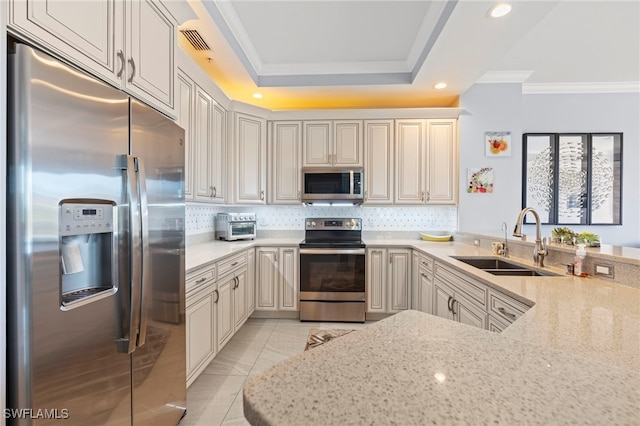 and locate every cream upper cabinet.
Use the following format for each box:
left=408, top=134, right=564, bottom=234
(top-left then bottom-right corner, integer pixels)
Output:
left=394, top=119, right=426, bottom=204
left=364, top=120, right=394, bottom=204
left=9, top=0, right=176, bottom=116
left=193, top=87, right=226, bottom=203
left=125, top=0, right=174, bottom=111
left=426, top=119, right=458, bottom=204
left=394, top=118, right=458, bottom=205
left=235, top=113, right=267, bottom=204
left=176, top=71, right=194, bottom=200
left=270, top=121, right=302, bottom=204
left=303, top=120, right=363, bottom=167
